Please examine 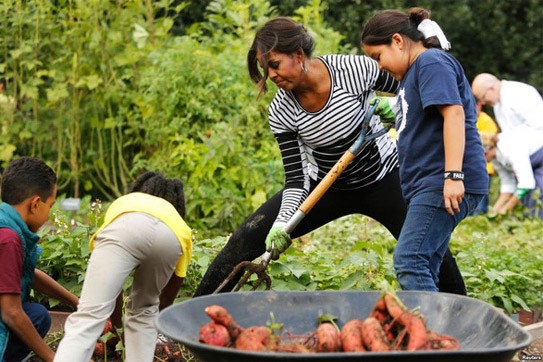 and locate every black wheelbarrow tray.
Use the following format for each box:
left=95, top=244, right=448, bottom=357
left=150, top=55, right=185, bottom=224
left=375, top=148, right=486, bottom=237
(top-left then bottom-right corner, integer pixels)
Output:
left=156, top=290, right=532, bottom=362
